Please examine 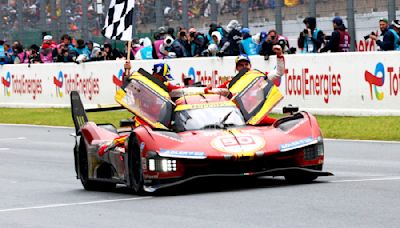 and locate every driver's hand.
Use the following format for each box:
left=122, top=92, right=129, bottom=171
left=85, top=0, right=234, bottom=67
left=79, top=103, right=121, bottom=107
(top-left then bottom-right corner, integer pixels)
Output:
left=272, top=45, right=283, bottom=57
